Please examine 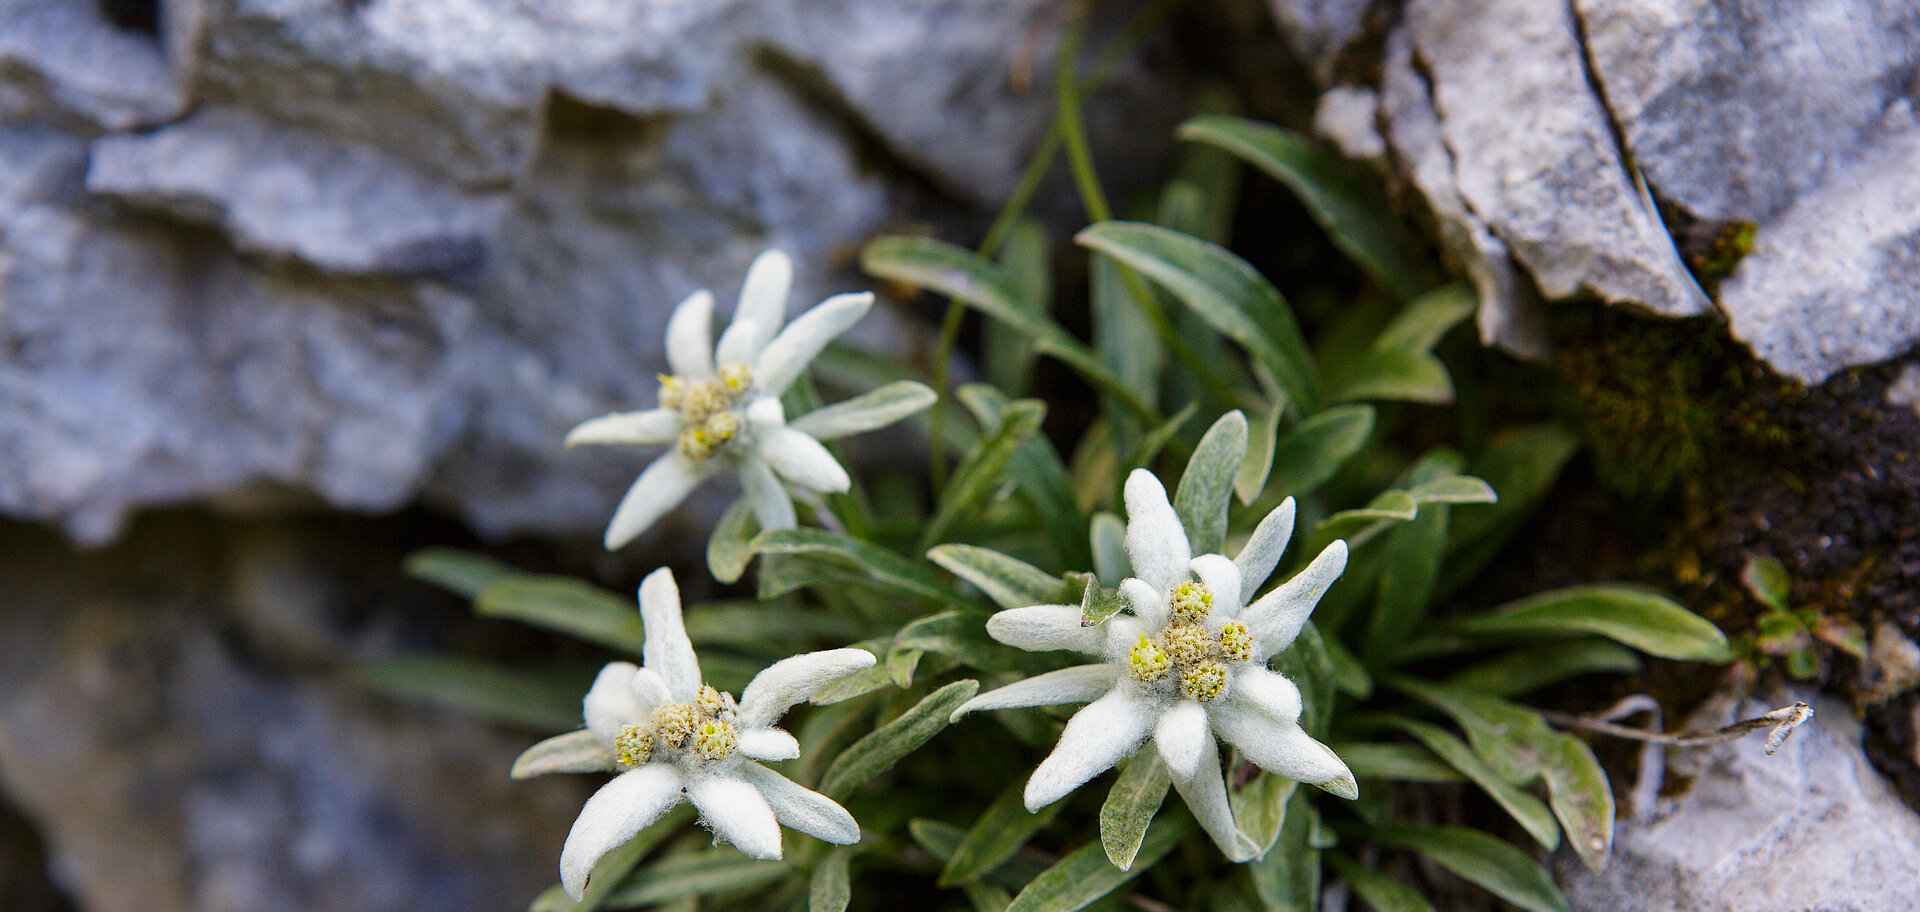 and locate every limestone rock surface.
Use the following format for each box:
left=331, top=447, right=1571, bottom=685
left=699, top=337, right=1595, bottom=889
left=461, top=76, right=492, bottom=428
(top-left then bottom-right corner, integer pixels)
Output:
left=1559, top=696, right=1920, bottom=912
